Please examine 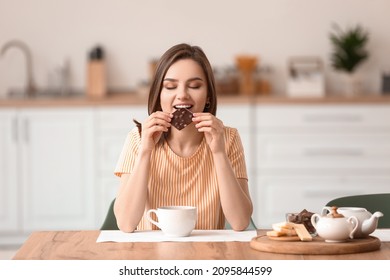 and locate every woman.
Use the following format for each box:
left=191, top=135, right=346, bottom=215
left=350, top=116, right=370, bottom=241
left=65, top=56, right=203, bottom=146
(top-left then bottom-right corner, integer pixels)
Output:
left=114, top=43, right=253, bottom=232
